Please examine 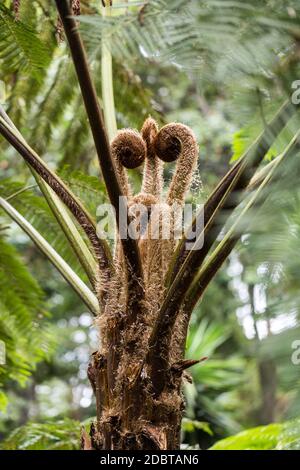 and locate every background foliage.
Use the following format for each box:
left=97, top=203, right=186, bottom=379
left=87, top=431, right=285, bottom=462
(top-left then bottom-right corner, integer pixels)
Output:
left=1, top=0, right=300, bottom=449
